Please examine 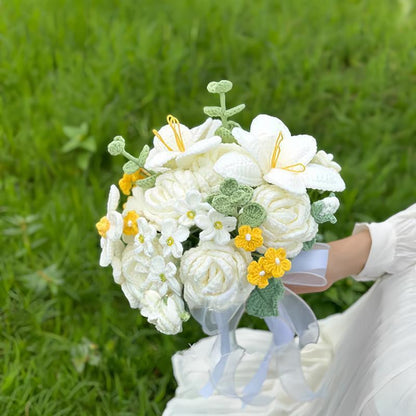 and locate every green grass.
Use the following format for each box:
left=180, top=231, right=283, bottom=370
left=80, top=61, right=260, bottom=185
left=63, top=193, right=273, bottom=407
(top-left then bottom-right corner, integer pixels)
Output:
left=0, top=0, right=415, bottom=414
